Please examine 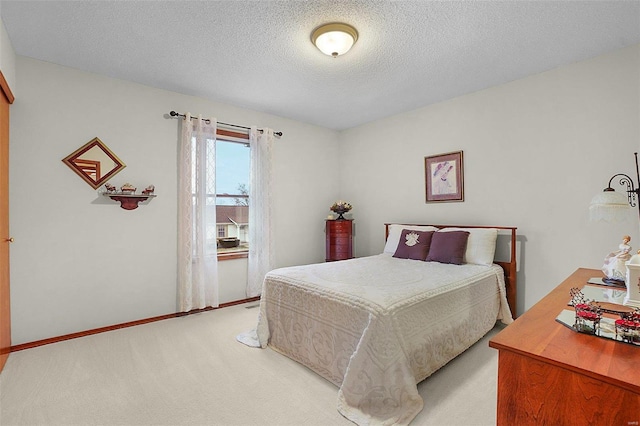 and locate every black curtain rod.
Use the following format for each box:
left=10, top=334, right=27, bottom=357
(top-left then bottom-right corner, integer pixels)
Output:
left=169, top=111, right=282, bottom=137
